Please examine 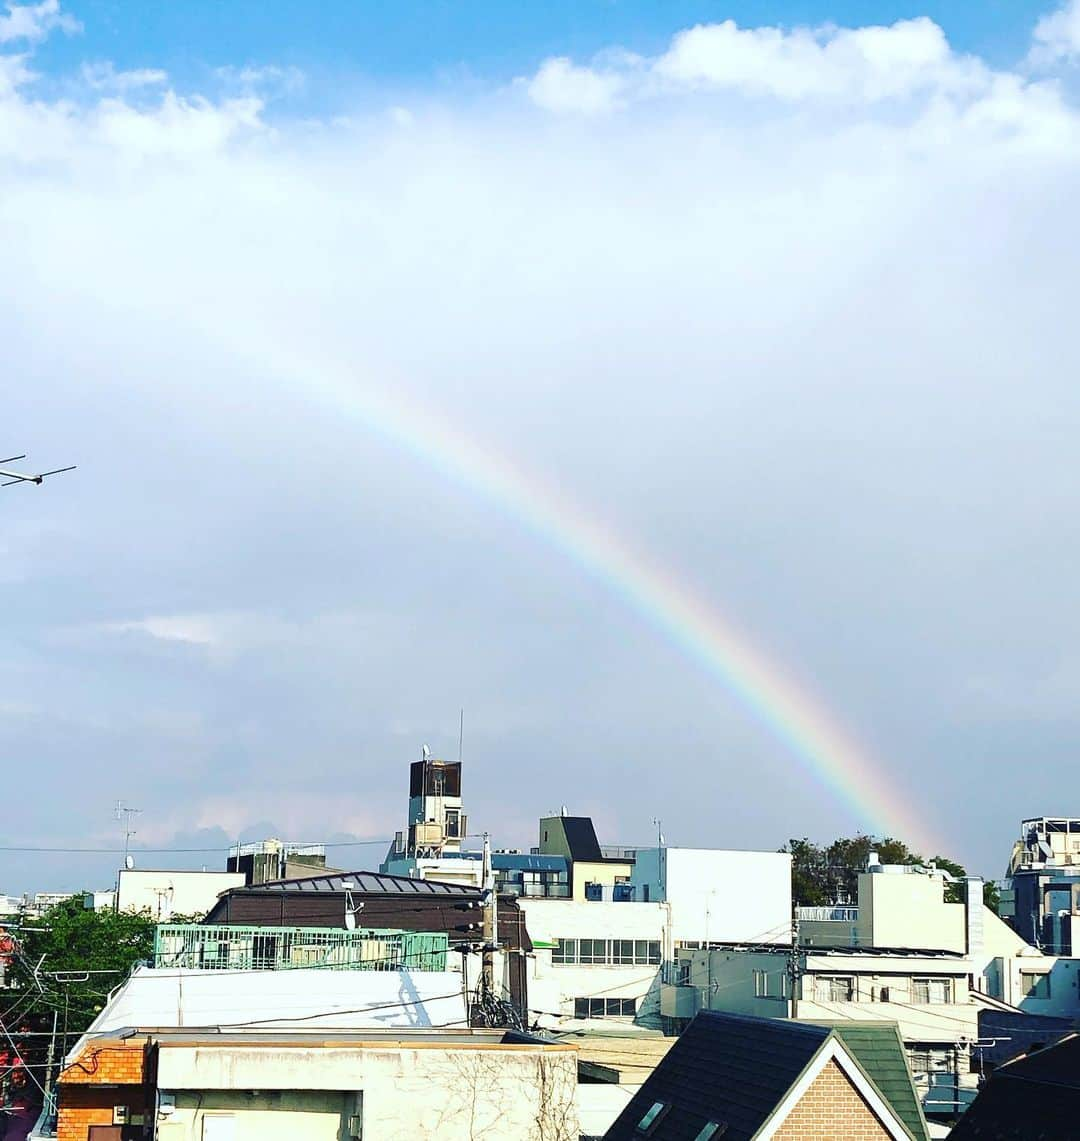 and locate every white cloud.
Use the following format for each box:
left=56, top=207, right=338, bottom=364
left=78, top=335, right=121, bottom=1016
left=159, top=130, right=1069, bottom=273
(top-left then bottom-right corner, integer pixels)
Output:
left=526, top=56, right=625, bottom=114
left=523, top=16, right=1003, bottom=113
left=215, top=63, right=304, bottom=97
left=0, top=0, right=78, bottom=44
left=1030, top=0, right=1080, bottom=65
left=103, top=615, right=223, bottom=647
left=81, top=60, right=168, bottom=92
